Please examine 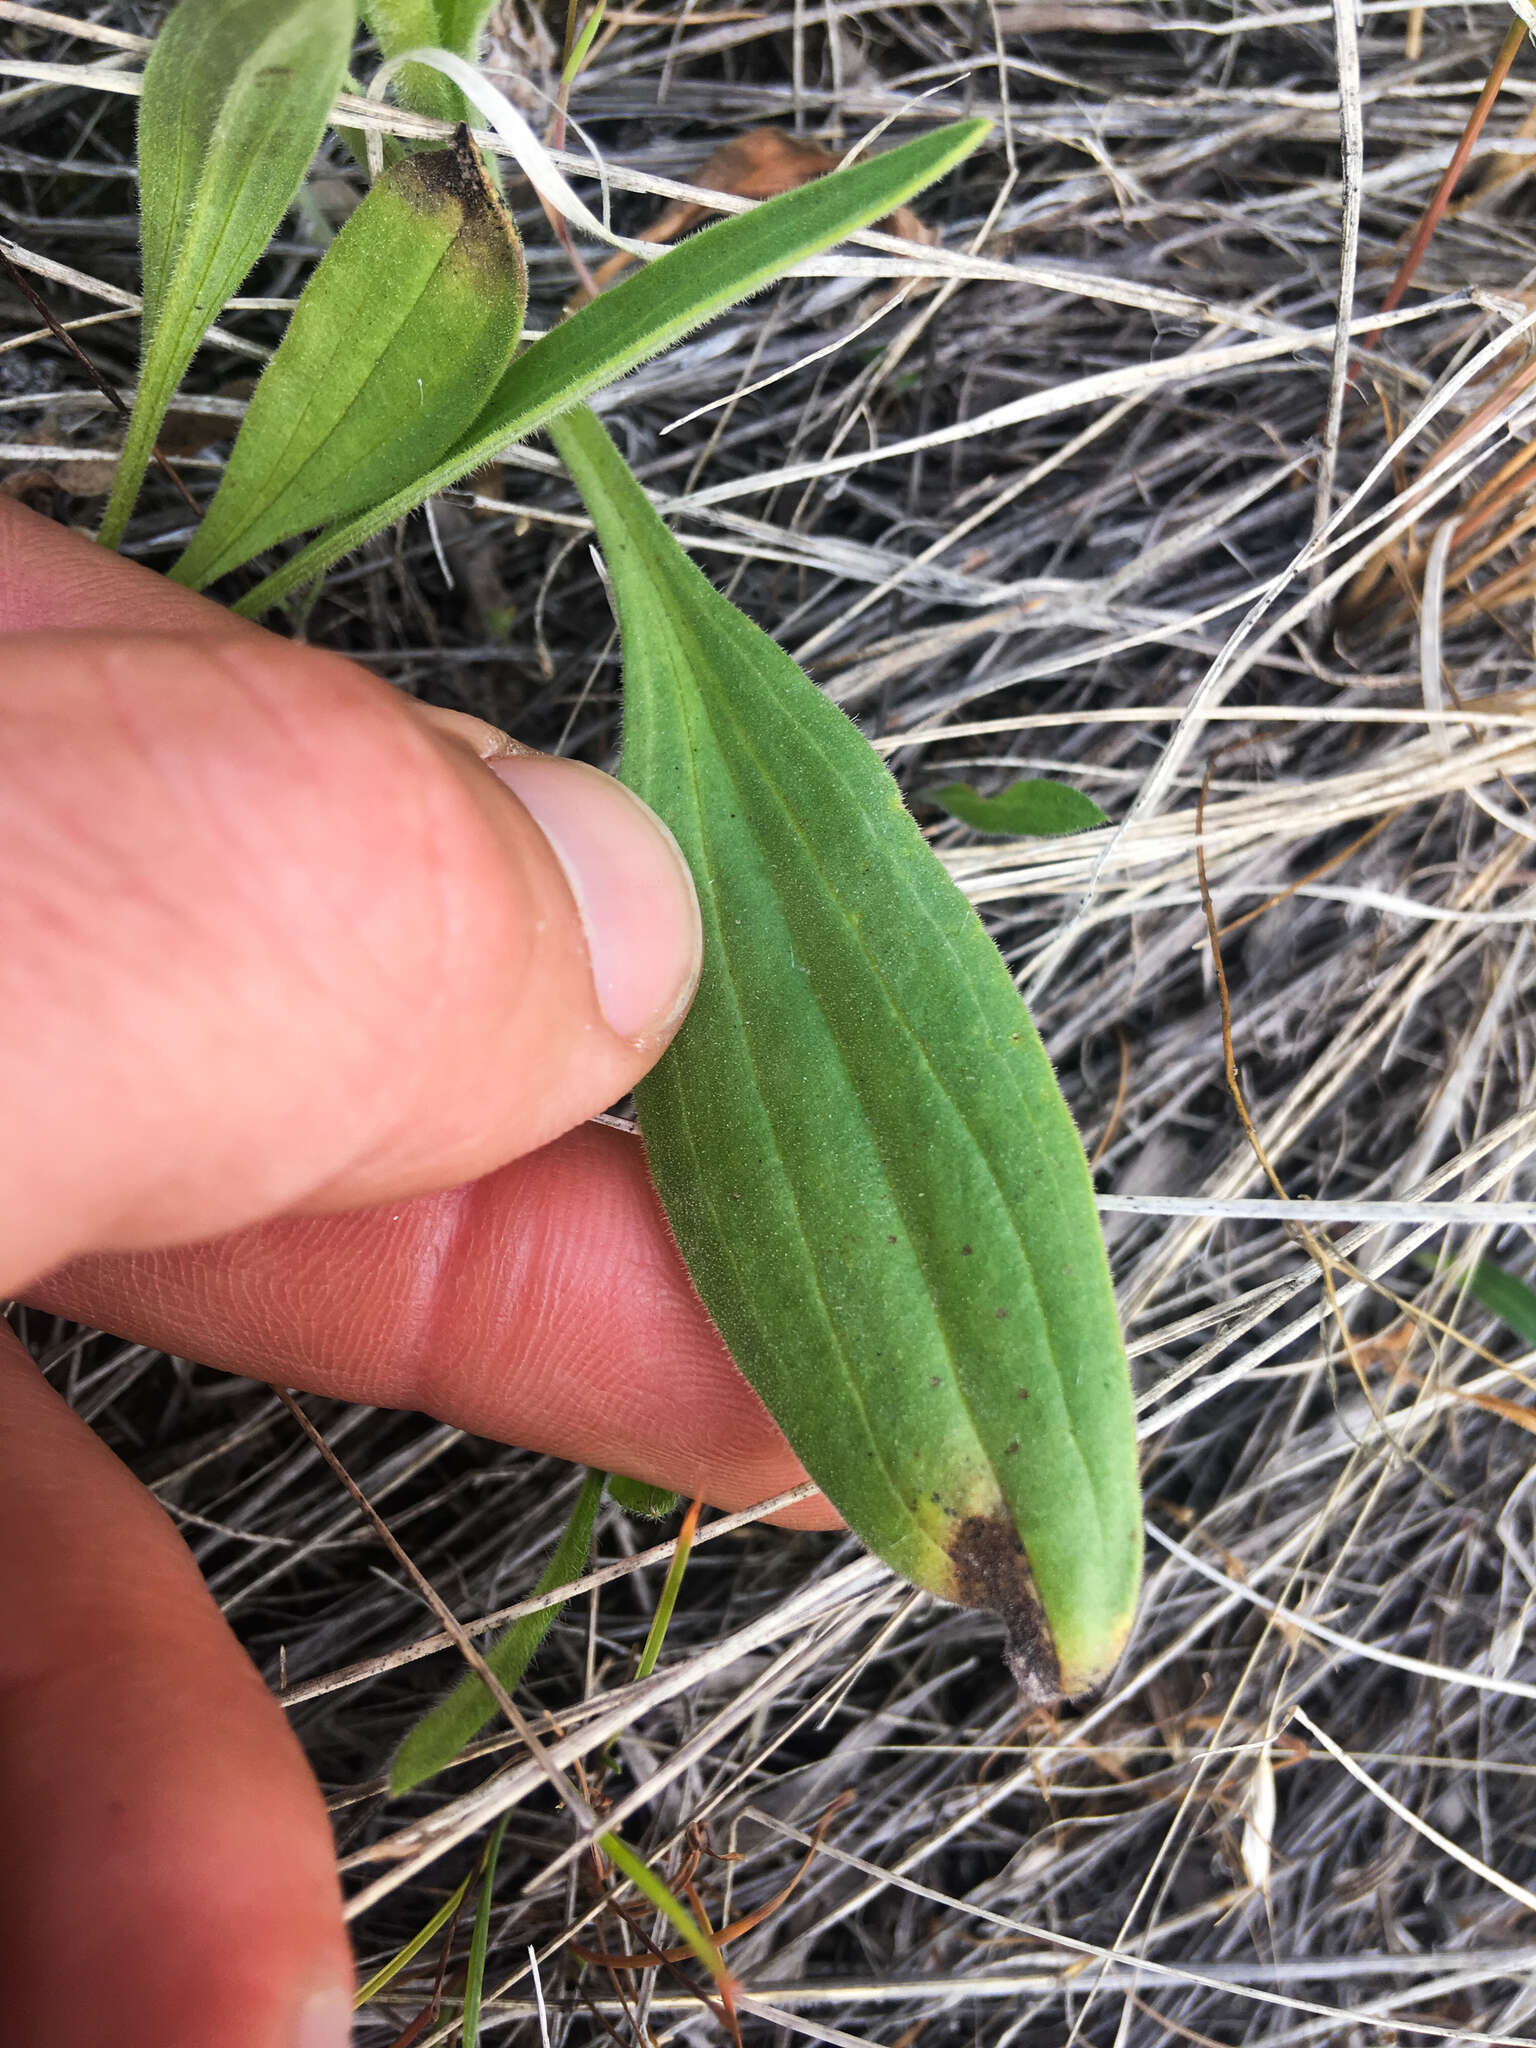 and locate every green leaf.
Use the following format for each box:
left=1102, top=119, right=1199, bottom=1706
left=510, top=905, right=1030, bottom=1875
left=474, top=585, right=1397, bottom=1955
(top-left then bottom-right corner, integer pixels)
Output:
left=562, top=1, right=607, bottom=88
left=351, top=1869, right=474, bottom=2010
left=389, top=1468, right=604, bottom=1795
left=551, top=403, right=1141, bottom=1699
left=926, top=778, right=1109, bottom=837
left=461, top=1815, right=510, bottom=2048
left=99, top=0, right=356, bottom=549
left=173, top=132, right=525, bottom=590
left=230, top=117, right=989, bottom=616
left=1414, top=1251, right=1536, bottom=1345
left=607, top=1475, right=681, bottom=1519
left=361, top=0, right=497, bottom=127
left=634, top=1499, right=700, bottom=1682
left=599, top=1830, right=729, bottom=1986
